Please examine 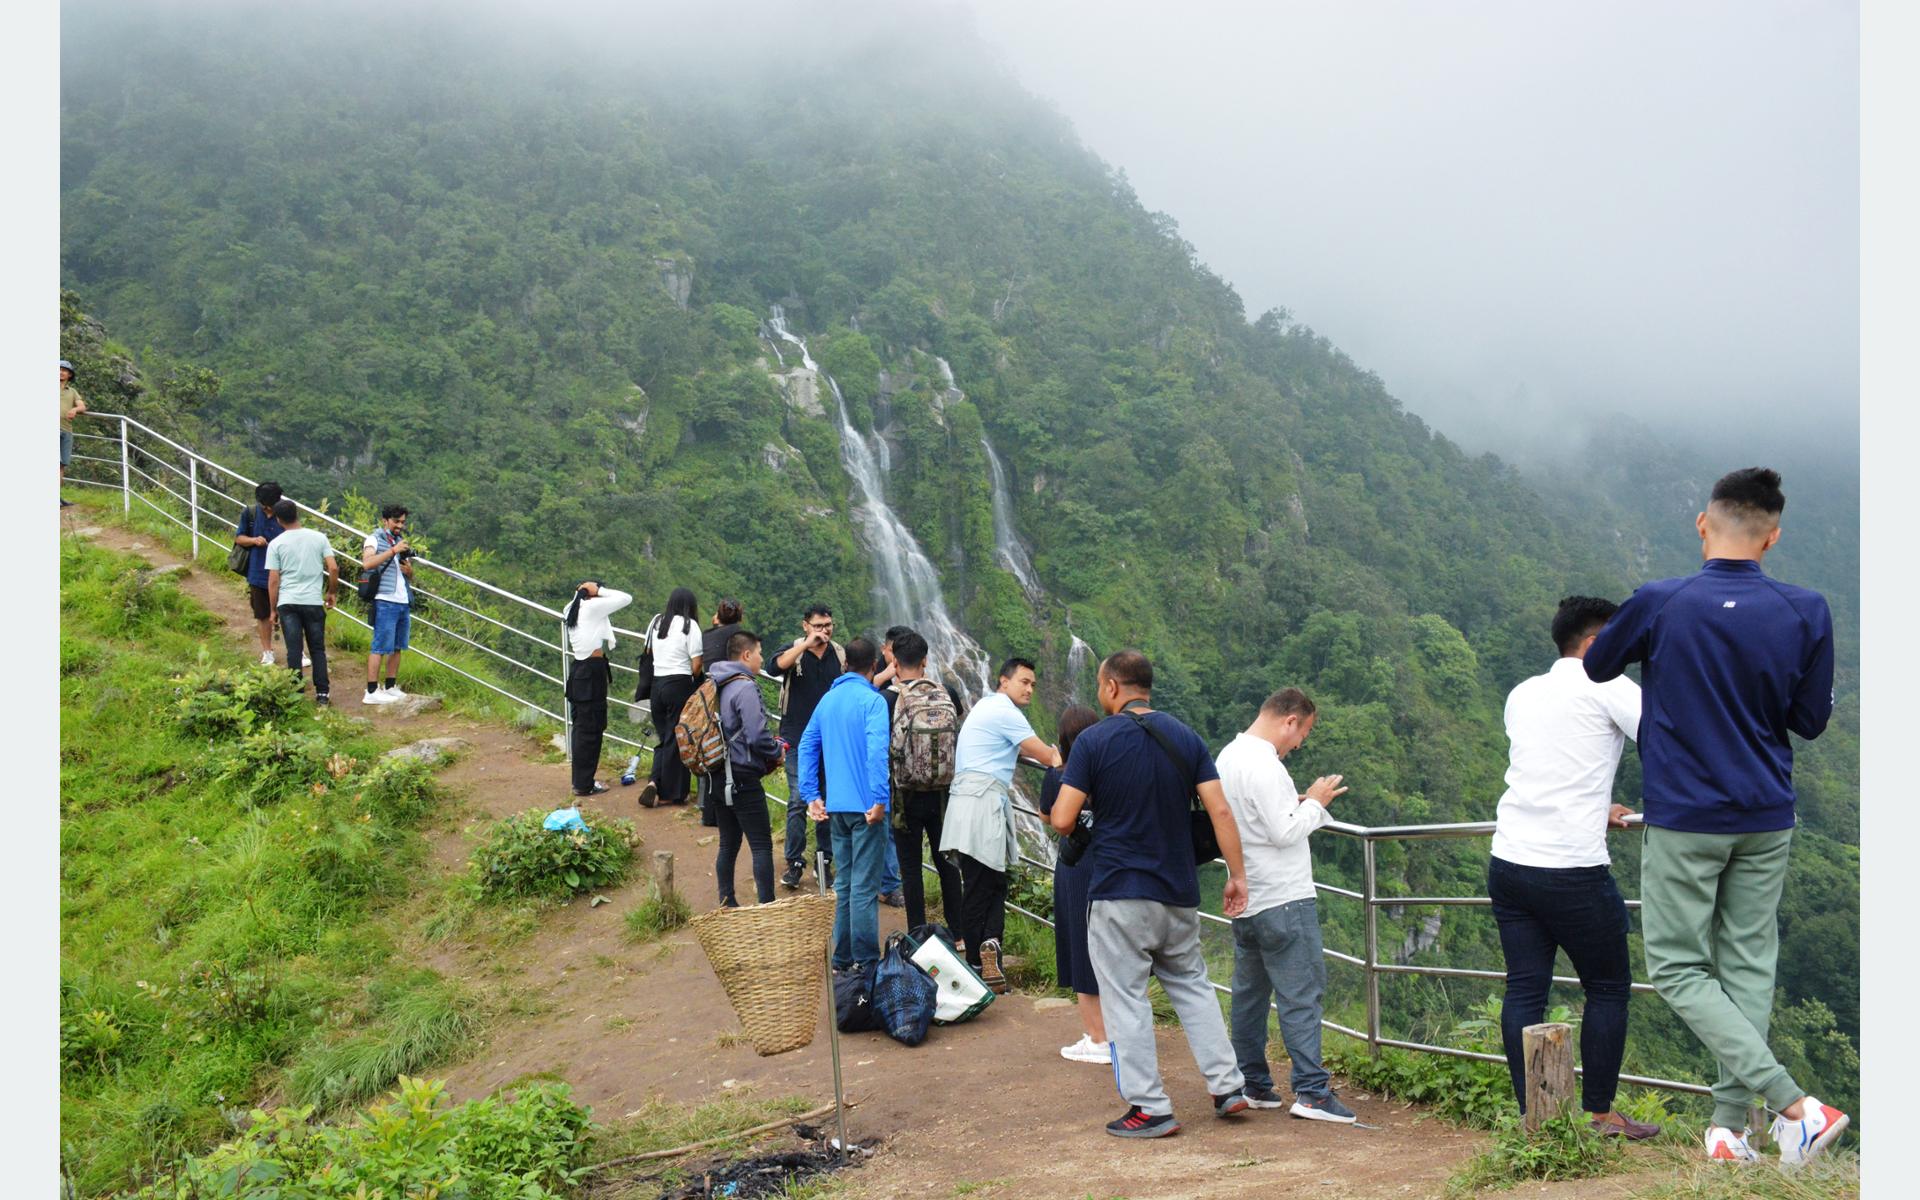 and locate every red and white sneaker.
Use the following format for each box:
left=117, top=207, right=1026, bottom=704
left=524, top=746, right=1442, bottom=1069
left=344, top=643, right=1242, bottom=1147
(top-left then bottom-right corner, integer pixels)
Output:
left=1705, top=1125, right=1759, bottom=1163
left=1770, top=1097, right=1849, bottom=1166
